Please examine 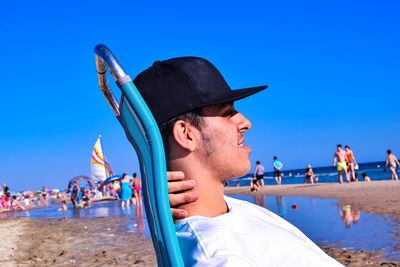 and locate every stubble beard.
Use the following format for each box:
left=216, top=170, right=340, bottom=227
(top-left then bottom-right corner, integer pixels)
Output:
left=200, top=130, right=250, bottom=181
